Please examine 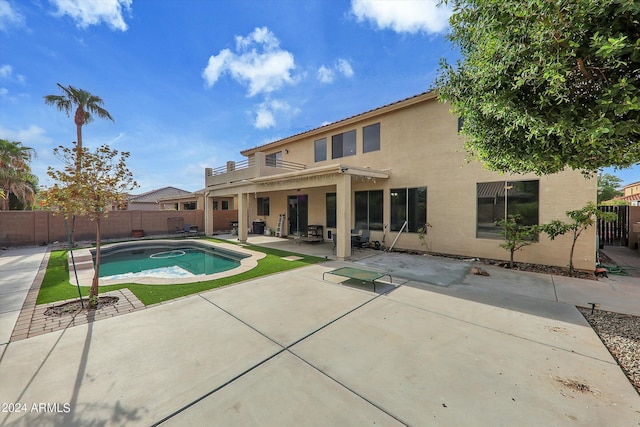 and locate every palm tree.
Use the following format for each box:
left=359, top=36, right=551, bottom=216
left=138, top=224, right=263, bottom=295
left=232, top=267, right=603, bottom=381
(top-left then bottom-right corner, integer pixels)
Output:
left=44, top=84, right=114, bottom=163
left=44, top=84, right=114, bottom=244
left=0, top=139, right=37, bottom=210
